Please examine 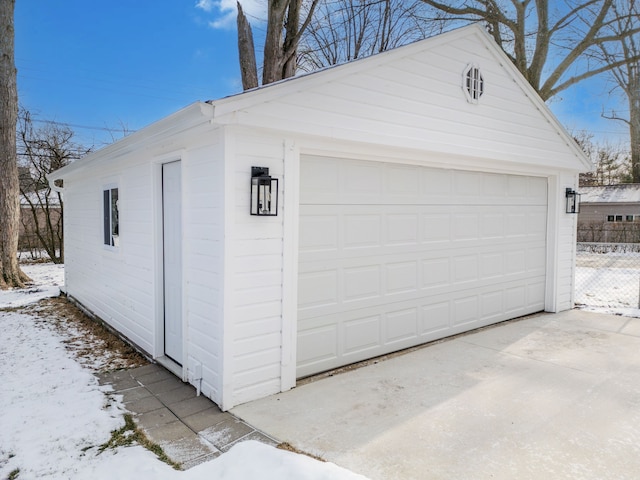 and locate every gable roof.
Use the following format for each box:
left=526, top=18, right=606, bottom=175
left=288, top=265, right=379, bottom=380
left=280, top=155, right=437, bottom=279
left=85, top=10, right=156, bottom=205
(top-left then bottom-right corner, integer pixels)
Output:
left=50, top=24, right=591, bottom=183
left=580, top=184, right=640, bottom=203
left=209, top=23, right=591, bottom=171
